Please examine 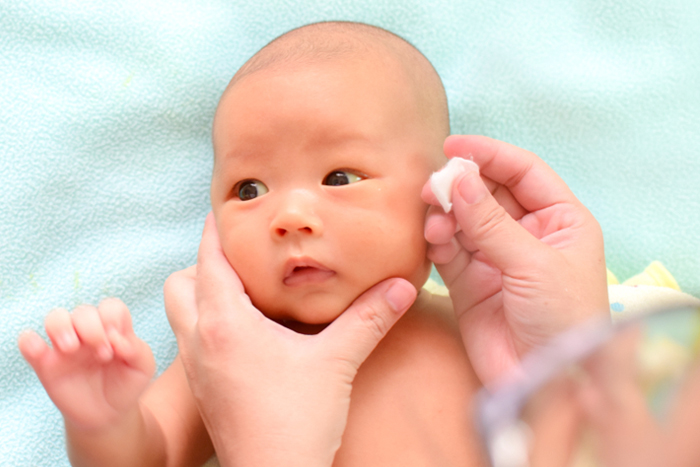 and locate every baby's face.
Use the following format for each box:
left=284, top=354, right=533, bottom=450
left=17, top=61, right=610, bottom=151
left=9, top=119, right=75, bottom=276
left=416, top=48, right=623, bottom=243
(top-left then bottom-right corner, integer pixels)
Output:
left=210, top=56, right=442, bottom=324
